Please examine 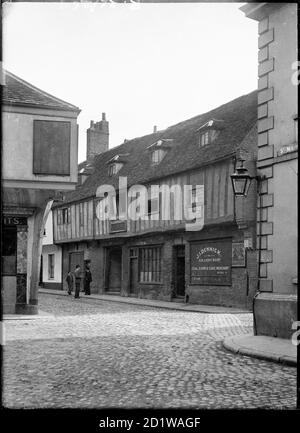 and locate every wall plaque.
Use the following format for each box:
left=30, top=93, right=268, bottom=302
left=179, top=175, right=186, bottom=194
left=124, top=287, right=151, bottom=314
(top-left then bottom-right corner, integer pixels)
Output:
left=232, top=242, right=246, bottom=267
left=190, top=239, right=232, bottom=285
